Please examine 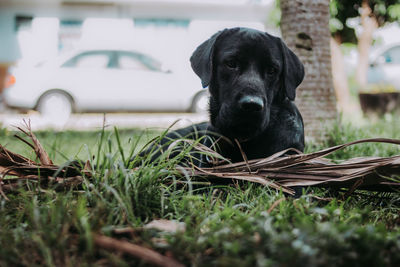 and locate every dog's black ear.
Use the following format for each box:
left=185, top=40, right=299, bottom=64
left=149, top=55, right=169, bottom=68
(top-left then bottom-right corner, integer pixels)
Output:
left=190, top=30, right=227, bottom=88
left=279, top=39, right=305, bottom=101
